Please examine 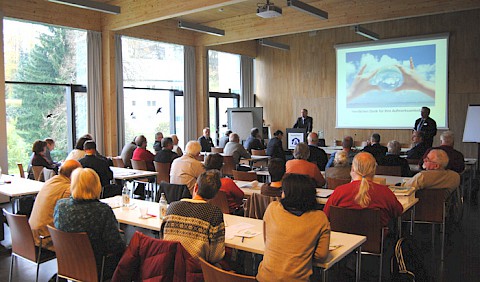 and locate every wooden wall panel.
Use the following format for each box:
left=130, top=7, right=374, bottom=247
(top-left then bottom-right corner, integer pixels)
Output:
left=255, top=9, right=480, bottom=157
